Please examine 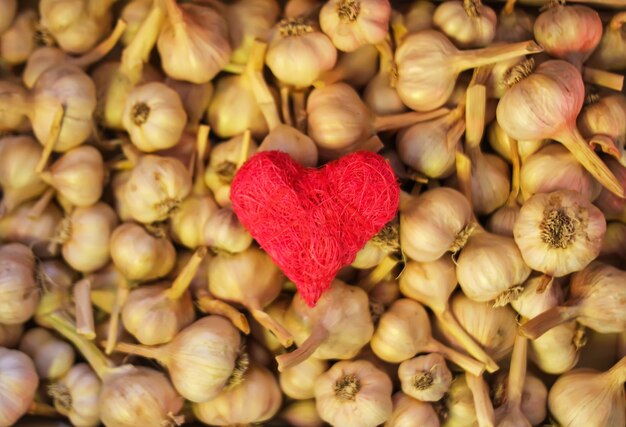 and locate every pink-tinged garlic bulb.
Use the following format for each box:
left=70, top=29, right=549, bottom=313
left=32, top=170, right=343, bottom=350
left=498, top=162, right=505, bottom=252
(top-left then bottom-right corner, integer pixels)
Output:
left=158, top=0, right=231, bottom=83
left=534, top=3, right=602, bottom=69
left=588, top=12, right=626, bottom=71
left=266, top=18, right=337, bottom=88
left=398, top=353, right=452, bottom=402
left=0, top=348, right=38, bottom=427
left=395, top=30, right=541, bottom=111
left=433, top=0, right=497, bottom=48
left=319, top=0, right=391, bottom=52
left=0, top=243, right=38, bottom=325
left=495, top=8, right=534, bottom=43
left=48, top=363, right=101, bottom=427
left=0, top=201, right=62, bottom=258
left=514, top=190, right=605, bottom=278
